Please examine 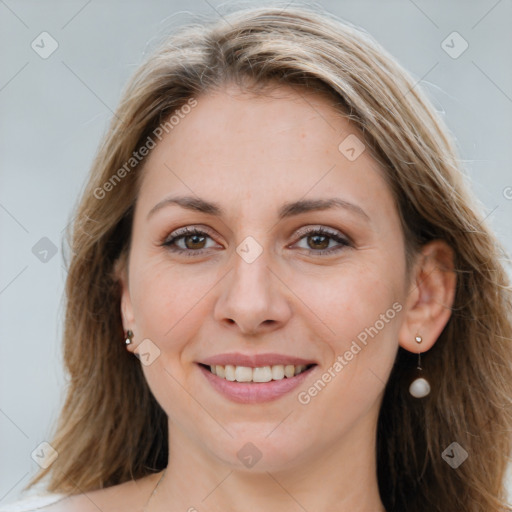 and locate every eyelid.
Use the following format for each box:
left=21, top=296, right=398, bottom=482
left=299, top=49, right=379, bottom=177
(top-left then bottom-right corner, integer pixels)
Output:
left=163, top=225, right=348, bottom=243
left=161, top=224, right=352, bottom=256
left=292, top=224, right=351, bottom=244
left=163, top=225, right=218, bottom=242
left=289, top=226, right=352, bottom=256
